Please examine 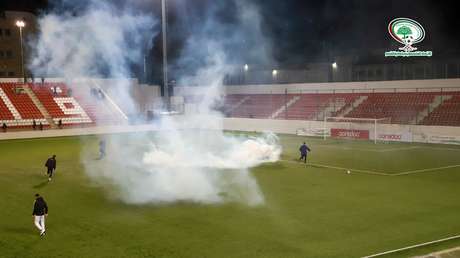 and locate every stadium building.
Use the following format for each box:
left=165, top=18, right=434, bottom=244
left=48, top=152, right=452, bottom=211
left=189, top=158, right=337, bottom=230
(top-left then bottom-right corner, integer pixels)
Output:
left=0, top=10, right=37, bottom=79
